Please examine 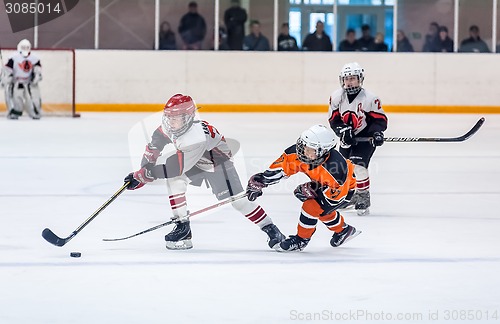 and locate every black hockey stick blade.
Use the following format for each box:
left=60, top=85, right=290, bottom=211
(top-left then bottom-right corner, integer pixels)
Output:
left=42, top=228, right=75, bottom=247
left=356, top=117, right=485, bottom=143
left=42, top=182, right=129, bottom=247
